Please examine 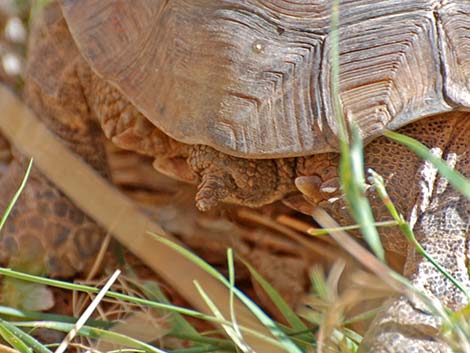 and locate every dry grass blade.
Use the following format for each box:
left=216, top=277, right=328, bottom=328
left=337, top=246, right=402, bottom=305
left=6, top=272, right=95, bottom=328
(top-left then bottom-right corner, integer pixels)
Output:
left=311, top=208, right=402, bottom=293
left=55, top=270, right=121, bottom=353
left=0, top=344, right=20, bottom=353
left=0, top=84, right=286, bottom=353
left=85, top=233, right=112, bottom=281
left=299, top=265, right=380, bottom=353
left=237, top=209, right=338, bottom=260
